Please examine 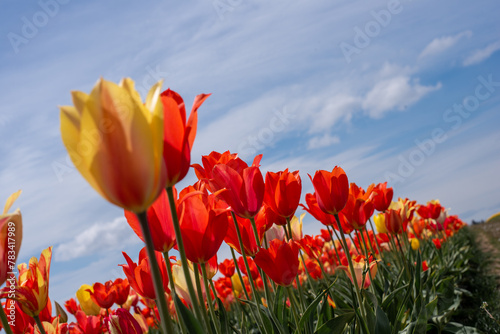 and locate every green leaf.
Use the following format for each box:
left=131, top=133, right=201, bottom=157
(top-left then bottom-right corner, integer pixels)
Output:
left=216, top=297, right=230, bottom=334
left=314, top=312, right=355, bottom=334
left=294, top=280, right=336, bottom=334
left=173, top=293, right=205, bottom=334
left=374, top=306, right=391, bottom=334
